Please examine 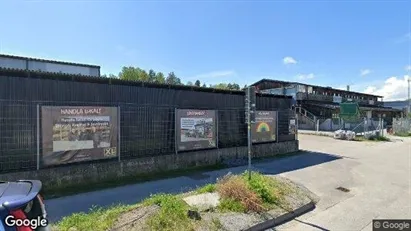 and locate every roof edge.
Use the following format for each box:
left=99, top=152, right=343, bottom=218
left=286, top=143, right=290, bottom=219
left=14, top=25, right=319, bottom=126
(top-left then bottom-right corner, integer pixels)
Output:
left=251, top=78, right=383, bottom=98
left=0, top=67, right=289, bottom=98
left=0, top=53, right=100, bottom=69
